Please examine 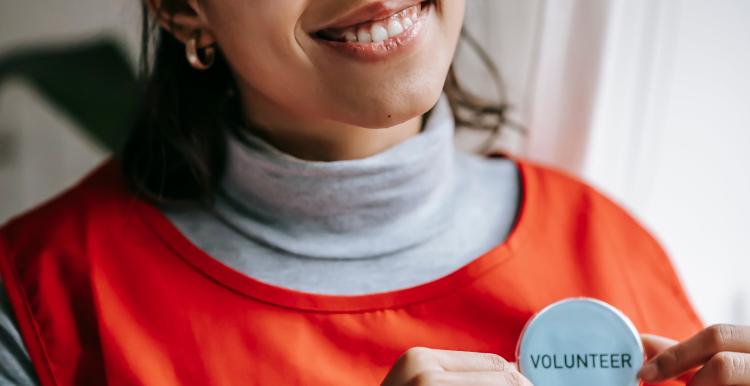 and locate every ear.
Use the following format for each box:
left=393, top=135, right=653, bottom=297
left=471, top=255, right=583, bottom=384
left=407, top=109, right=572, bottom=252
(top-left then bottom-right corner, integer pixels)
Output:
left=145, top=0, right=216, bottom=47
